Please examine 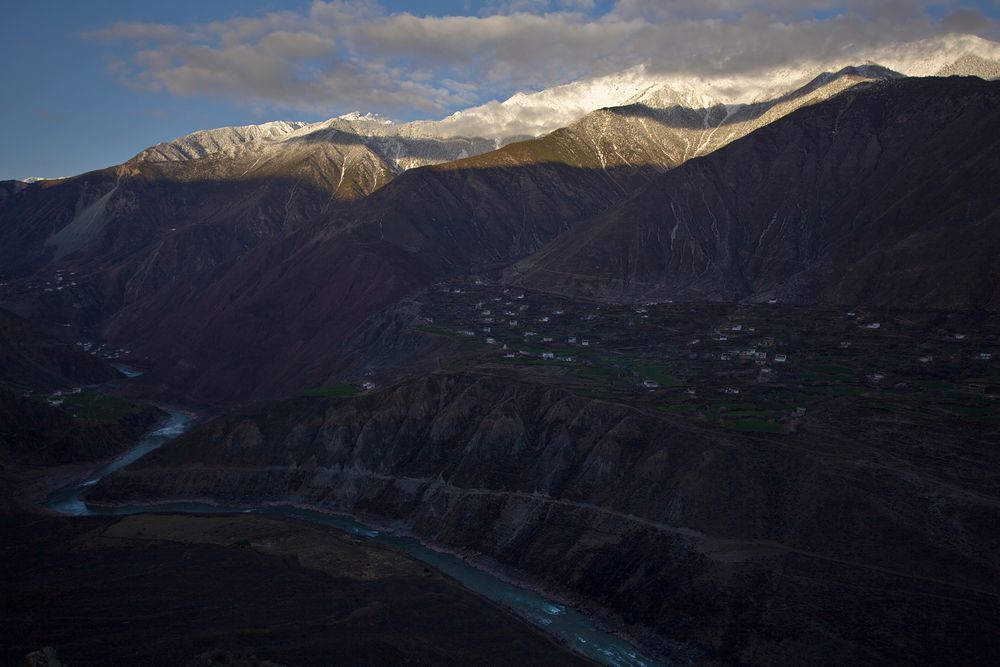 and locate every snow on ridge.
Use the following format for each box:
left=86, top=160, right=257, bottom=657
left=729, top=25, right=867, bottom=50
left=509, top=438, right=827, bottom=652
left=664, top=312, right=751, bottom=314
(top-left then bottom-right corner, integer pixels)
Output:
left=22, top=176, right=69, bottom=183
left=870, top=33, right=1000, bottom=78
left=132, top=33, right=1000, bottom=164
left=337, top=111, right=394, bottom=124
